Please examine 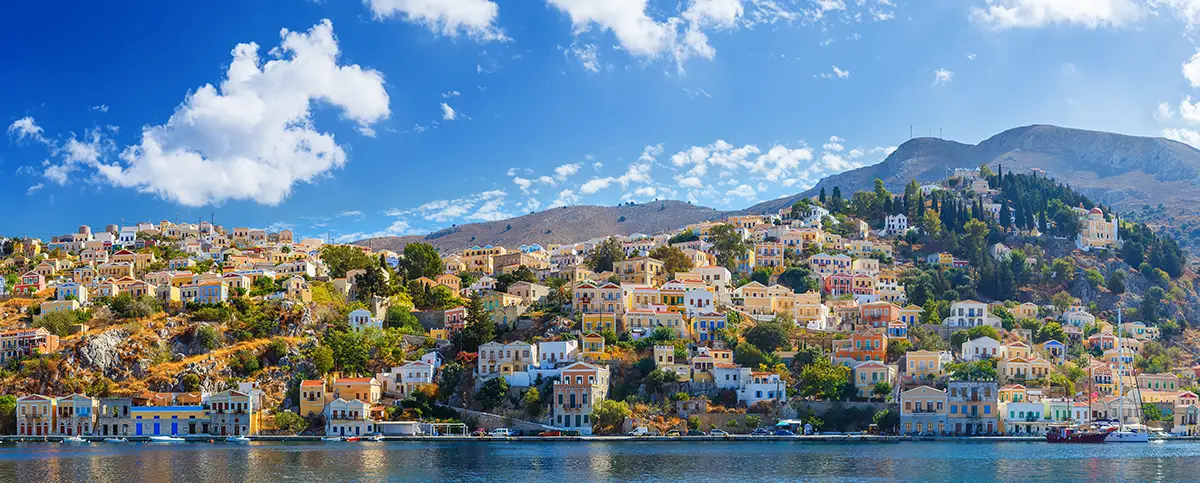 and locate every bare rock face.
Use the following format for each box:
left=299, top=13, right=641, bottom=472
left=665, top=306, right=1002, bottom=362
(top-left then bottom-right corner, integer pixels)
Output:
left=77, top=329, right=128, bottom=374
